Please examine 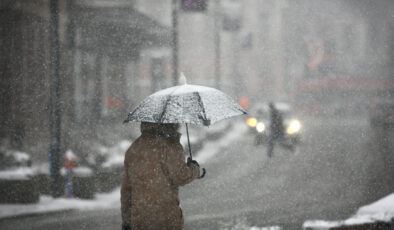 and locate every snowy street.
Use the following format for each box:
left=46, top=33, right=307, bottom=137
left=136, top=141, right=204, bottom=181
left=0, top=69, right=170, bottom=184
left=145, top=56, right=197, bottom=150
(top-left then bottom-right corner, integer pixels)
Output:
left=2, top=1, right=394, bottom=229
left=0, top=117, right=392, bottom=230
